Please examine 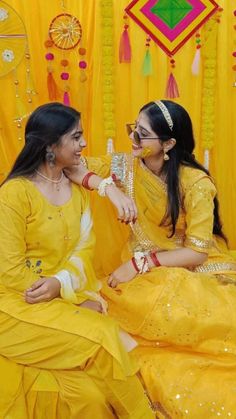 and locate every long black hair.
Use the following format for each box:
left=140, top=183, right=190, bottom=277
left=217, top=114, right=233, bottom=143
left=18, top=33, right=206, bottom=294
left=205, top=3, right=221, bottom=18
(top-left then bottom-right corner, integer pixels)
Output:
left=140, top=100, right=226, bottom=241
left=4, top=102, right=80, bottom=182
